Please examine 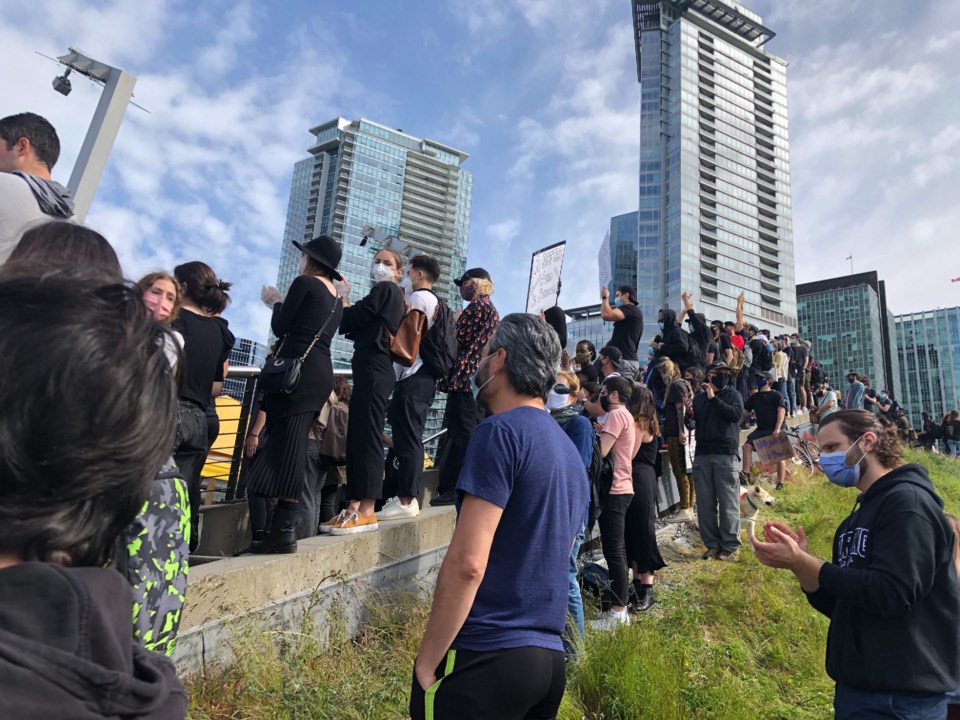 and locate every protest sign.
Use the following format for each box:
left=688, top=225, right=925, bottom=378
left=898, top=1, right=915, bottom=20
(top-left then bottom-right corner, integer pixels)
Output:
left=525, top=241, right=566, bottom=315
left=598, top=230, right=612, bottom=292
left=753, top=433, right=794, bottom=464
